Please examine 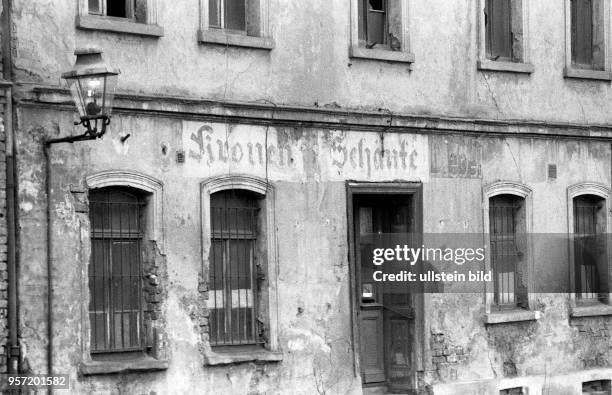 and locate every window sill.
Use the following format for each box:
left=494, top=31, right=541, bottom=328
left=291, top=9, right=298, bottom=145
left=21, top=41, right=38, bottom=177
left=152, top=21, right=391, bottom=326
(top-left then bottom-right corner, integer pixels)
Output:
left=204, top=347, right=283, bottom=365
left=477, top=60, right=534, bottom=74
left=571, top=303, right=612, bottom=318
left=77, top=15, right=164, bottom=37
left=79, top=356, right=168, bottom=376
left=197, top=29, right=274, bottom=50
left=485, top=309, right=538, bottom=325
left=564, top=67, right=612, bottom=81
left=349, top=46, right=415, bottom=65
